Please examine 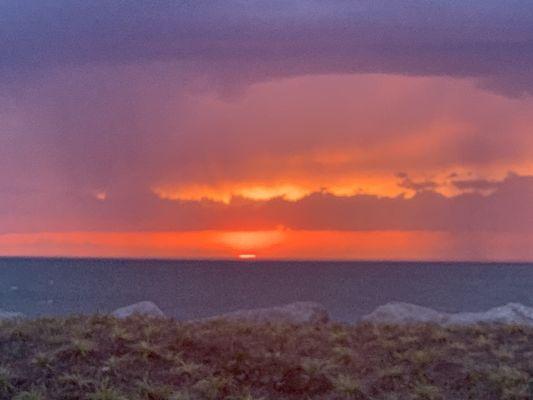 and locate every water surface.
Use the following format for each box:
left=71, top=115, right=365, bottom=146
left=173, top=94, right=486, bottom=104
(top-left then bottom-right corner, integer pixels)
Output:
left=1, top=257, right=532, bottom=321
